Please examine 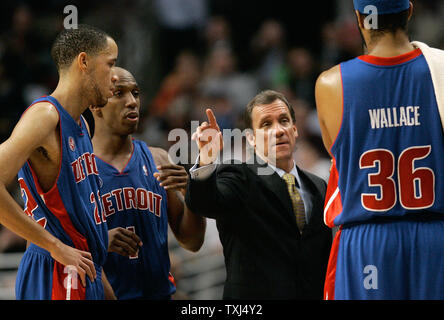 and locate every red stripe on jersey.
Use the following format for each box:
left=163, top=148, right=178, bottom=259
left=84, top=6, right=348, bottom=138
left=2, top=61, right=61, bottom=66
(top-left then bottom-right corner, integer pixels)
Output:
left=323, top=159, right=343, bottom=228
left=168, top=272, right=176, bottom=288
left=46, top=186, right=89, bottom=300
left=52, top=261, right=86, bottom=300
left=358, top=48, right=422, bottom=66
left=44, top=186, right=89, bottom=251
left=324, top=228, right=341, bottom=300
